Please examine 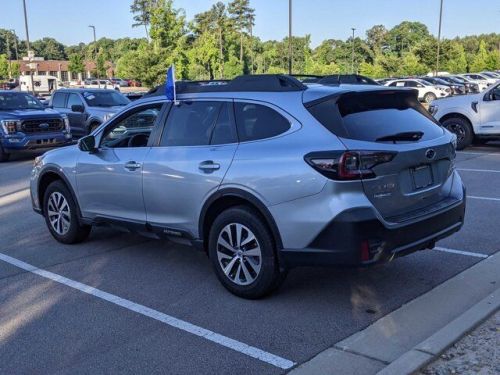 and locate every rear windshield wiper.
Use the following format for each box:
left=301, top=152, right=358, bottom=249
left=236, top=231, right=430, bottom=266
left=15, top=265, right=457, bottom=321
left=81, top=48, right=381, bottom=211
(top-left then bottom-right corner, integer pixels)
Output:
left=376, top=131, right=424, bottom=143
